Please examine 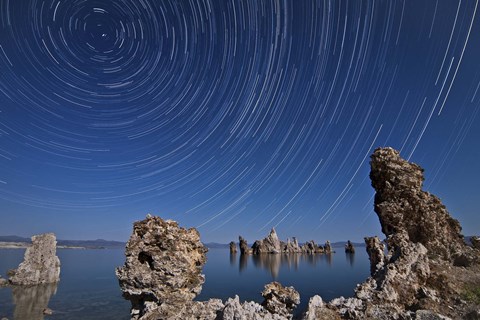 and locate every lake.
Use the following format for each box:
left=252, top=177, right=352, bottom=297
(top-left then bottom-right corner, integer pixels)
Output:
left=0, top=247, right=370, bottom=319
